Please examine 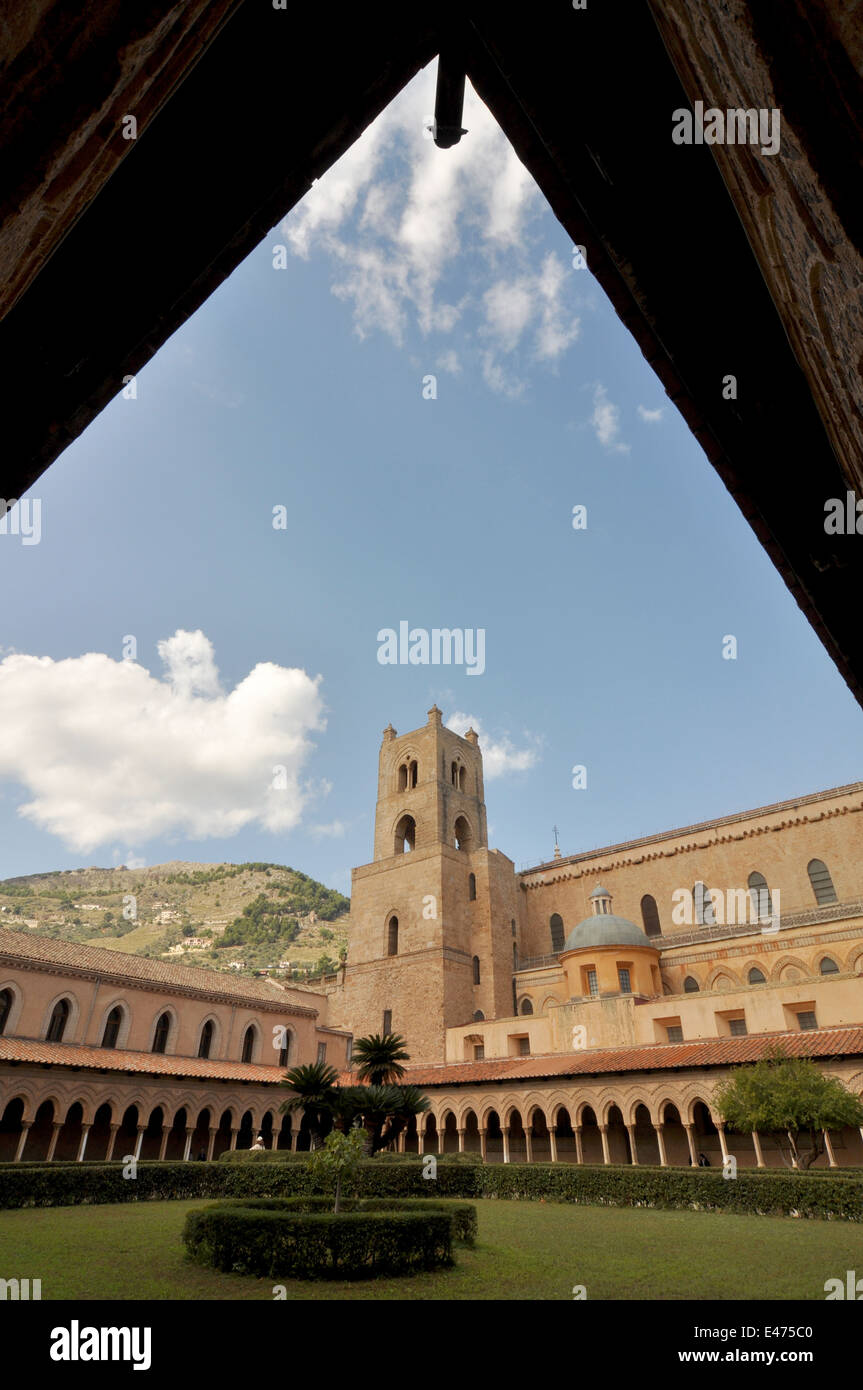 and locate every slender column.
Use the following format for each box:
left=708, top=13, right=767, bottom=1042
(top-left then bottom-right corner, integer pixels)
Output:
left=290, top=1129, right=299, bottom=1153
left=417, top=1128, right=425, bottom=1155
left=183, top=1127, right=194, bottom=1161
left=397, top=1129, right=406, bottom=1153
left=271, top=1129, right=280, bottom=1151
left=207, top=1127, right=217, bottom=1162
left=158, top=1126, right=170, bottom=1160
left=751, top=1131, right=765, bottom=1168
left=683, top=1122, right=698, bottom=1166
left=524, top=1128, right=534, bottom=1164
left=104, top=1123, right=120, bottom=1162
left=76, top=1124, right=91, bottom=1162
left=549, top=1125, right=558, bottom=1163
left=502, top=1126, right=511, bottom=1164
left=437, top=1129, right=445, bottom=1156
left=717, top=1123, right=729, bottom=1164
left=457, top=1127, right=465, bottom=1154
left=46, top=1117, right=62, bottom=1162
left=626, top=1124, right=639, bottom=1165
left=479, top=1127, right=487, bottom=1161
left=574, top=1125, right=584, bottom=1165
left=599, top=1124, right=610, bottom=1165
left=14, top=1122, right=32, bottom=1162
left=134, top=1125, right=145, bottom=1160
left=654, top=1123, right=668, bottom=1167
left=823, top=1130, right=838, bottom=1168
left=229, top=1127, right=239, bottom=1151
